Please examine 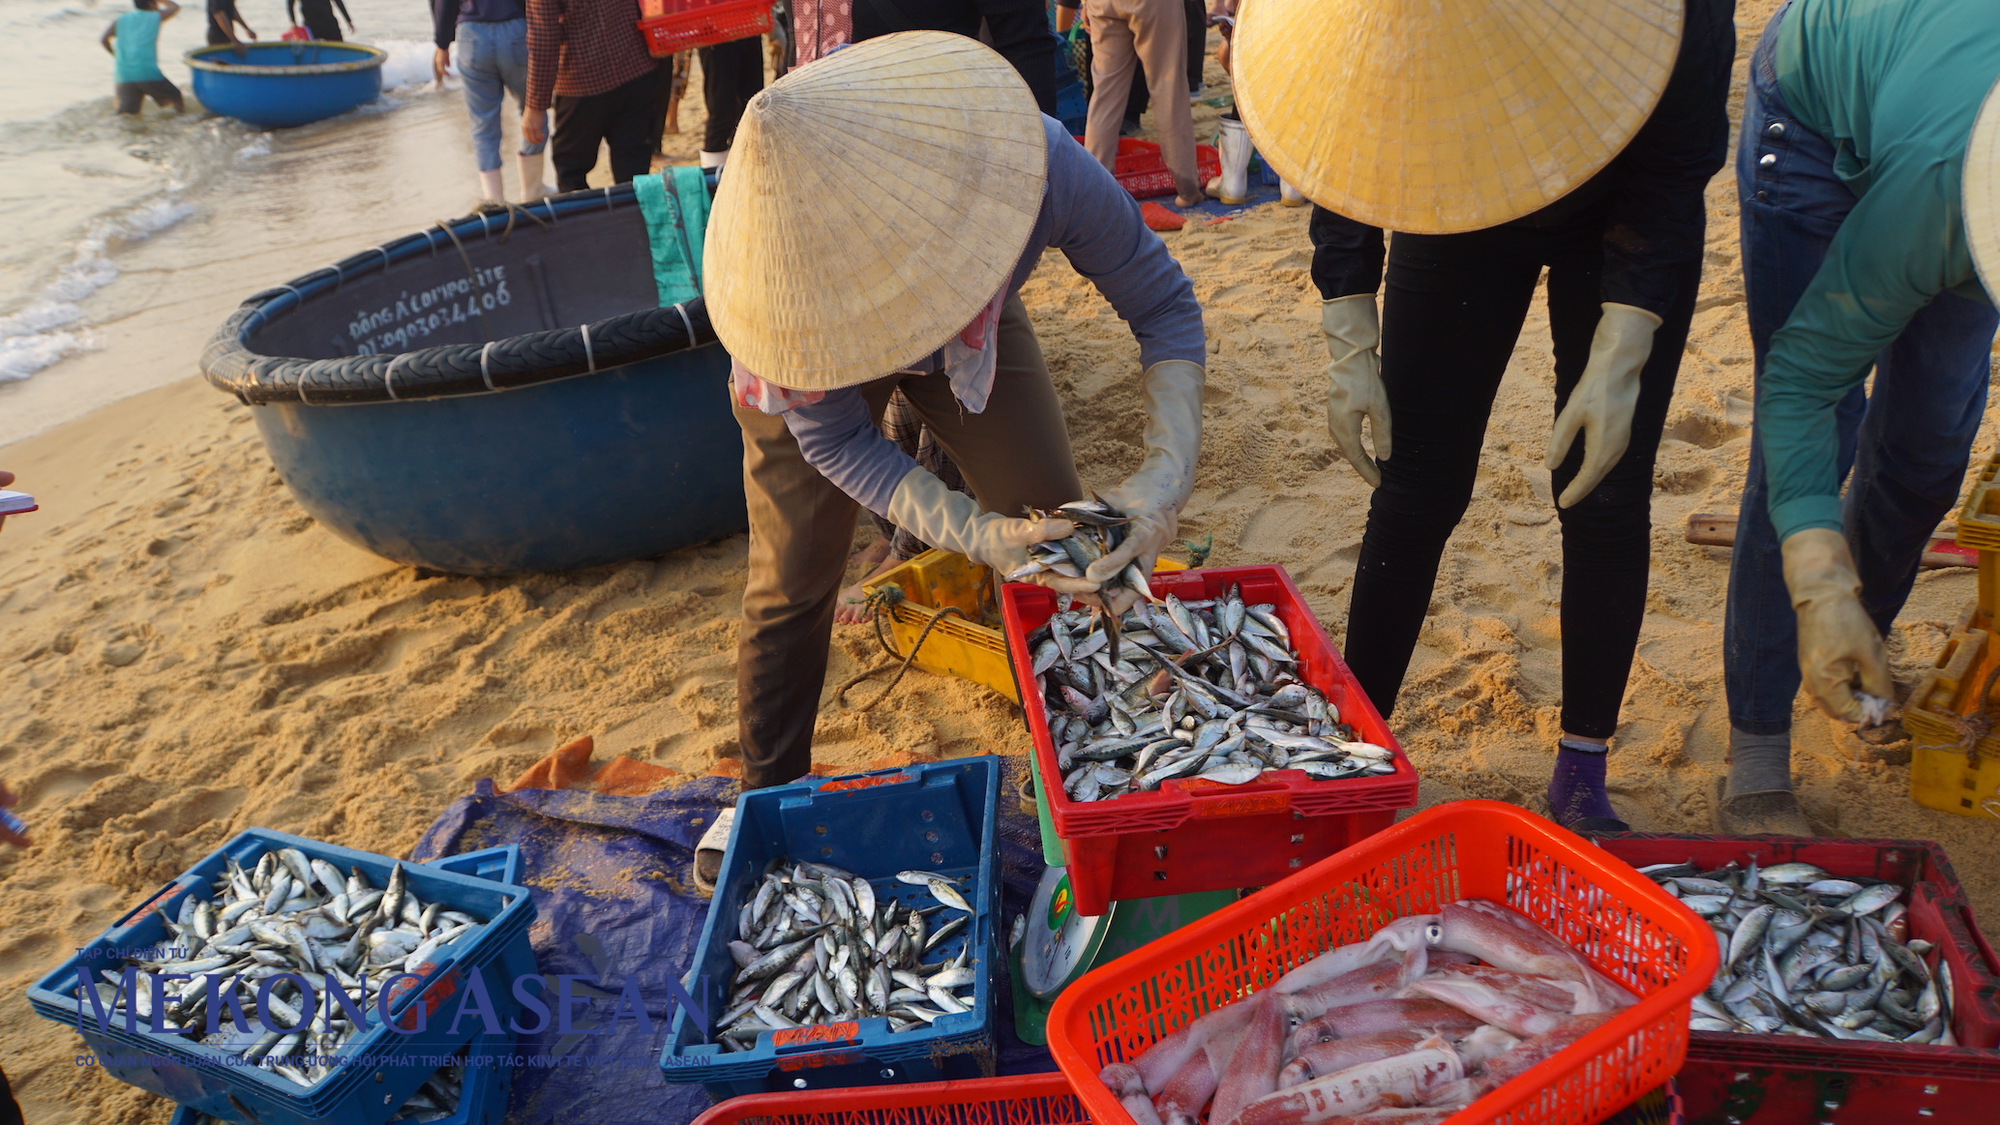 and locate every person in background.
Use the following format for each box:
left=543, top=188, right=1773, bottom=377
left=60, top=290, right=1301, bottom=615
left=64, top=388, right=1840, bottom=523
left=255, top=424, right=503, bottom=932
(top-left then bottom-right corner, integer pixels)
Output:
left=433, top=0, right=552, bottom=204
left=287, top=0, right=353, bottom=41
left=1081, top=0, right=1200, bottom=206
left=1721, top=0, right=2000, bottom=832
left=0, top=472, right=25, bottom=1119
left=698, top=33, right=1203, bottom=894
left=787, top=0, right=1055, bottom=111
left=524, top=0, right=658, bottom=192
left=102, top=0, right=184, bottom=116
left=1235, top=0, right=1732, bottom=832
left=695, top=34, right=764, bottom=172
left=207, top=0, right=255, bottom=51
left=648, top=51, right=692, bottom=167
